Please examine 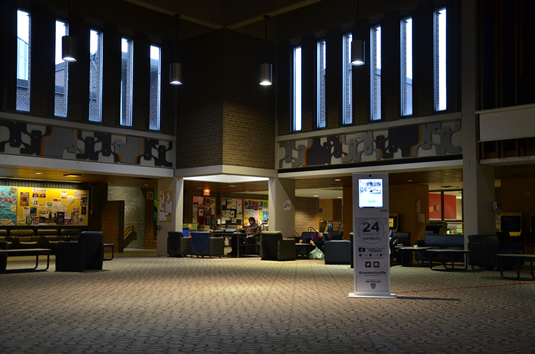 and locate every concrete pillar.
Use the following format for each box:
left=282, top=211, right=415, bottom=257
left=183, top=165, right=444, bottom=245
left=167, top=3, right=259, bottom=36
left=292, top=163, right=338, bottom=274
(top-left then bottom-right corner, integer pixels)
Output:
left=461, top=0, right=496, bottom=240
left=268, top=177, right=295, bottom=238
left=156, top=177, right=184, bottom=256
